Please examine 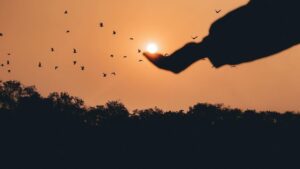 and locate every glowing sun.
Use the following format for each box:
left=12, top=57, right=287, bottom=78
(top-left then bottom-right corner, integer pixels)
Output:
left=146, top=43, right=159, bottom=54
